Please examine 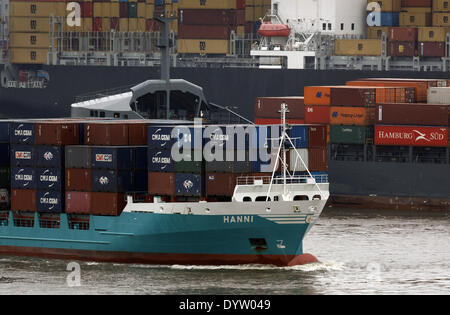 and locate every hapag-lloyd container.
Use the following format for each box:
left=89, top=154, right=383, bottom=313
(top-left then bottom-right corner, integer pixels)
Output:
left=330, top=107, right=376, bottom=126
left=375, top=125, right=448, bottom=147
left=377, top=103, right=449, bottom=126
left=11, top=144, right=35, bottom=167
left=66, top=169, right=92, bottom=191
